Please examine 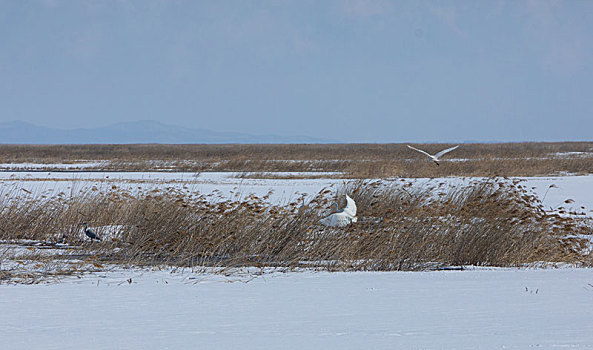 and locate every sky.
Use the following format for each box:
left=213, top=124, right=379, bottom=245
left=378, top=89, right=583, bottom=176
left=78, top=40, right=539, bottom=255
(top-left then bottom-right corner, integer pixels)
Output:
left=1, top=0, right=592, bottom=143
